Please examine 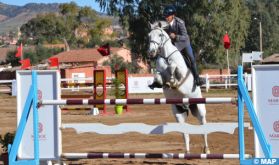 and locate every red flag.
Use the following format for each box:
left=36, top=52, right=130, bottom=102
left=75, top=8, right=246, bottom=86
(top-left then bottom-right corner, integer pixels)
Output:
left=223, top=33, right=230, bottom=49
left=97, top=43, right=110, bottom=56
left=20, top=58, right=31, bottom=69
left=48, top=57, right=59, bottom=67
left=15, top=43, right=23, bottom=57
